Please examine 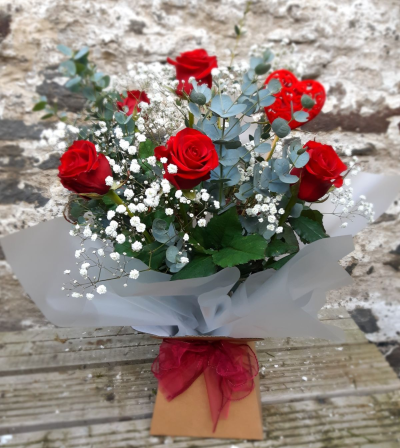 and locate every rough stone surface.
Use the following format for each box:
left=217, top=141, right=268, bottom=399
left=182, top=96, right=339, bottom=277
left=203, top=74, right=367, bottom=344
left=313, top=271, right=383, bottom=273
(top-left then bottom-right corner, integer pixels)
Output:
left=0, top=1, right=399, bottom=347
